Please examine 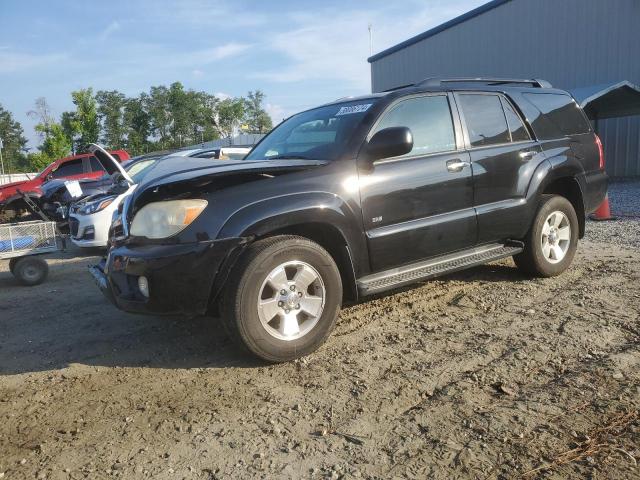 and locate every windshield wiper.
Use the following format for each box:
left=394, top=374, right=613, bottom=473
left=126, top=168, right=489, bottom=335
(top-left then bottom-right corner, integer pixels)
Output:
left=266, top=154, right=315, bottom=160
